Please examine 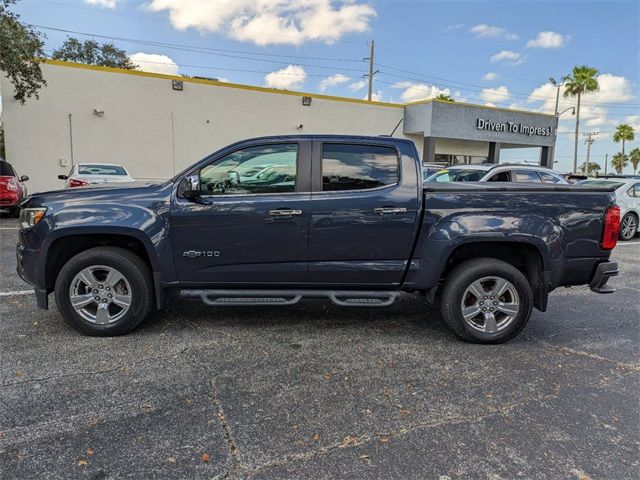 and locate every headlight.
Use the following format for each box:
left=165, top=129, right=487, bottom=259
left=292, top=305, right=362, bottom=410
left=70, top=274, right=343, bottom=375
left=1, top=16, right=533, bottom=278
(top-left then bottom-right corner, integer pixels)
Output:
left=20, top=207, right=47, bottom=228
